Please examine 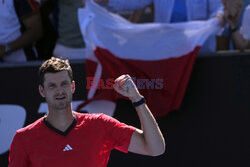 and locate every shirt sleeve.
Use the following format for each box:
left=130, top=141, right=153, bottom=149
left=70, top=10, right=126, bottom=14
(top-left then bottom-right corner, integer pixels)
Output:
left=8, top=132, right=29, bottom=167
left=98, top=114, right=136, bottom=153
left=14, top=0, right=39, bottom=19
